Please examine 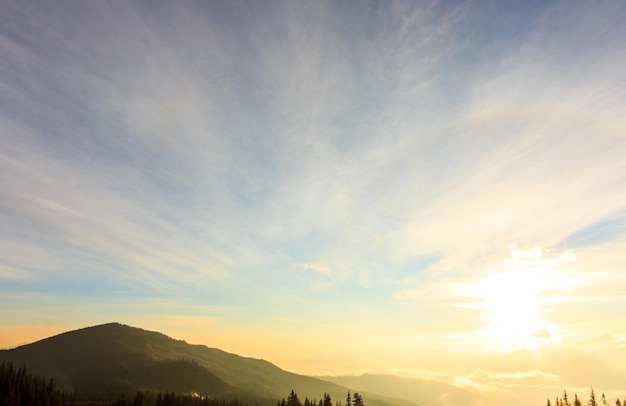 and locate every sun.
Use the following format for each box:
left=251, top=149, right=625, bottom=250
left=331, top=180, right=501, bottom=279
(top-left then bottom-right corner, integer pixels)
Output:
left=471, top=270, right=544, bottom=349
left=462, top=265, right=561, bottom=353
